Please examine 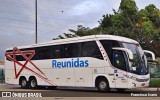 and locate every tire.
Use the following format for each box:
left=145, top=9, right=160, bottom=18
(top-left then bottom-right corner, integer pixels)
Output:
left=20, top=78, right=28, bottom=89
left=29, top=77, right=37, bottom=89
left=97, top=78, right=110, bottom=92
